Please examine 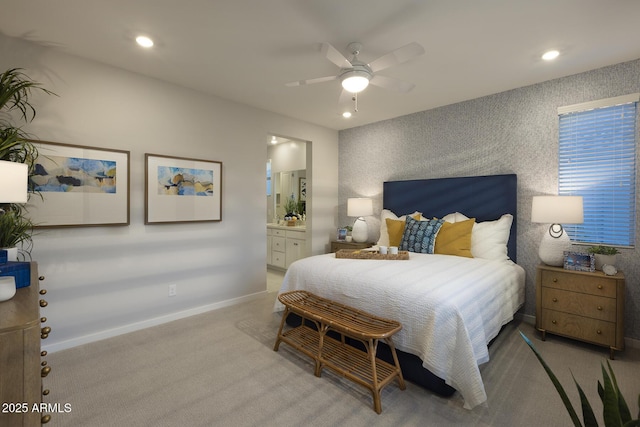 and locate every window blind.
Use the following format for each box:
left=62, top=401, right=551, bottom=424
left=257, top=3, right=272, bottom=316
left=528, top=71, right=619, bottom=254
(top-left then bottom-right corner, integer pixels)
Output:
left=558, top=96, right=638, bottom=247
